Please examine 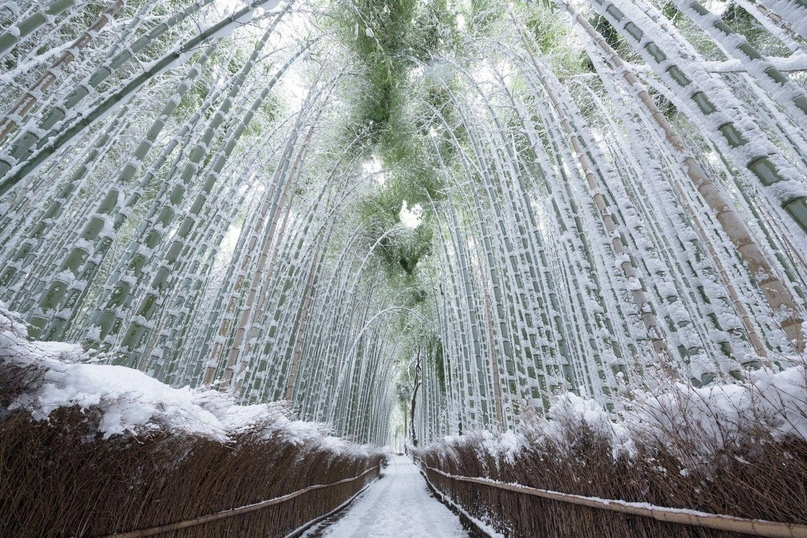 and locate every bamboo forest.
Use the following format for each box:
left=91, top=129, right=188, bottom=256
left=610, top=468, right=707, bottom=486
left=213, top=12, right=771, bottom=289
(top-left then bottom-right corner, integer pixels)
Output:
left=0, top=0, right=806, bottom=535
